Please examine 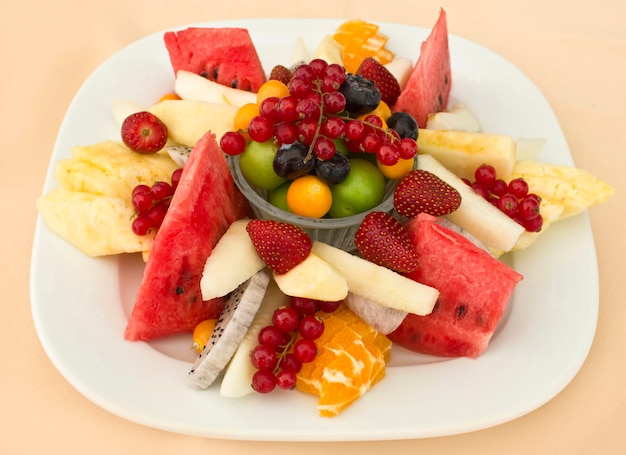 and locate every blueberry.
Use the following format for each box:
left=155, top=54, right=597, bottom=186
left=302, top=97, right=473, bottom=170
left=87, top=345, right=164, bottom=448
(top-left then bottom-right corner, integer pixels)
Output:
left=339, top=74, right=381, bottom=116
left=273, top=141, right=316, bottom=179
left=315, top=152, right=351, bottom=185
left=387, top=112, right=419, bottom=140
